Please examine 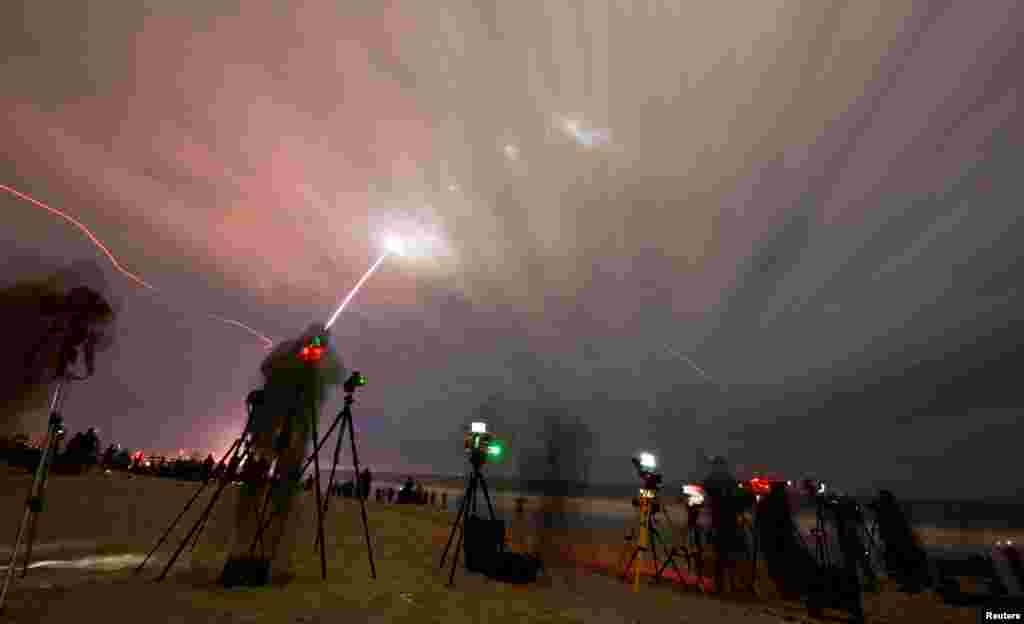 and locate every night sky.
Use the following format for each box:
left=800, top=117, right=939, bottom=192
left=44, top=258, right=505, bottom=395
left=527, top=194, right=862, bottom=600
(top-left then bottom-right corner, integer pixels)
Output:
left=3, top=1, right=1021, bottom=499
